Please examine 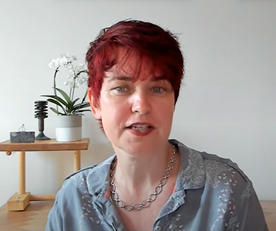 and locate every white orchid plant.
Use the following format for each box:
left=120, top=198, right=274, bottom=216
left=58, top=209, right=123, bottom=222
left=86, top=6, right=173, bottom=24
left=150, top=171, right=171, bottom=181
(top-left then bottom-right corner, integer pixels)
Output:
left=42, top=53, right=90, bottom=116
